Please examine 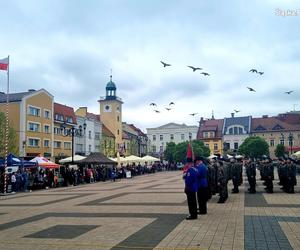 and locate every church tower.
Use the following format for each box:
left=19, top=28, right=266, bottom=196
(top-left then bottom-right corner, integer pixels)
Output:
left=99, top=75, right=123, bottom=153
